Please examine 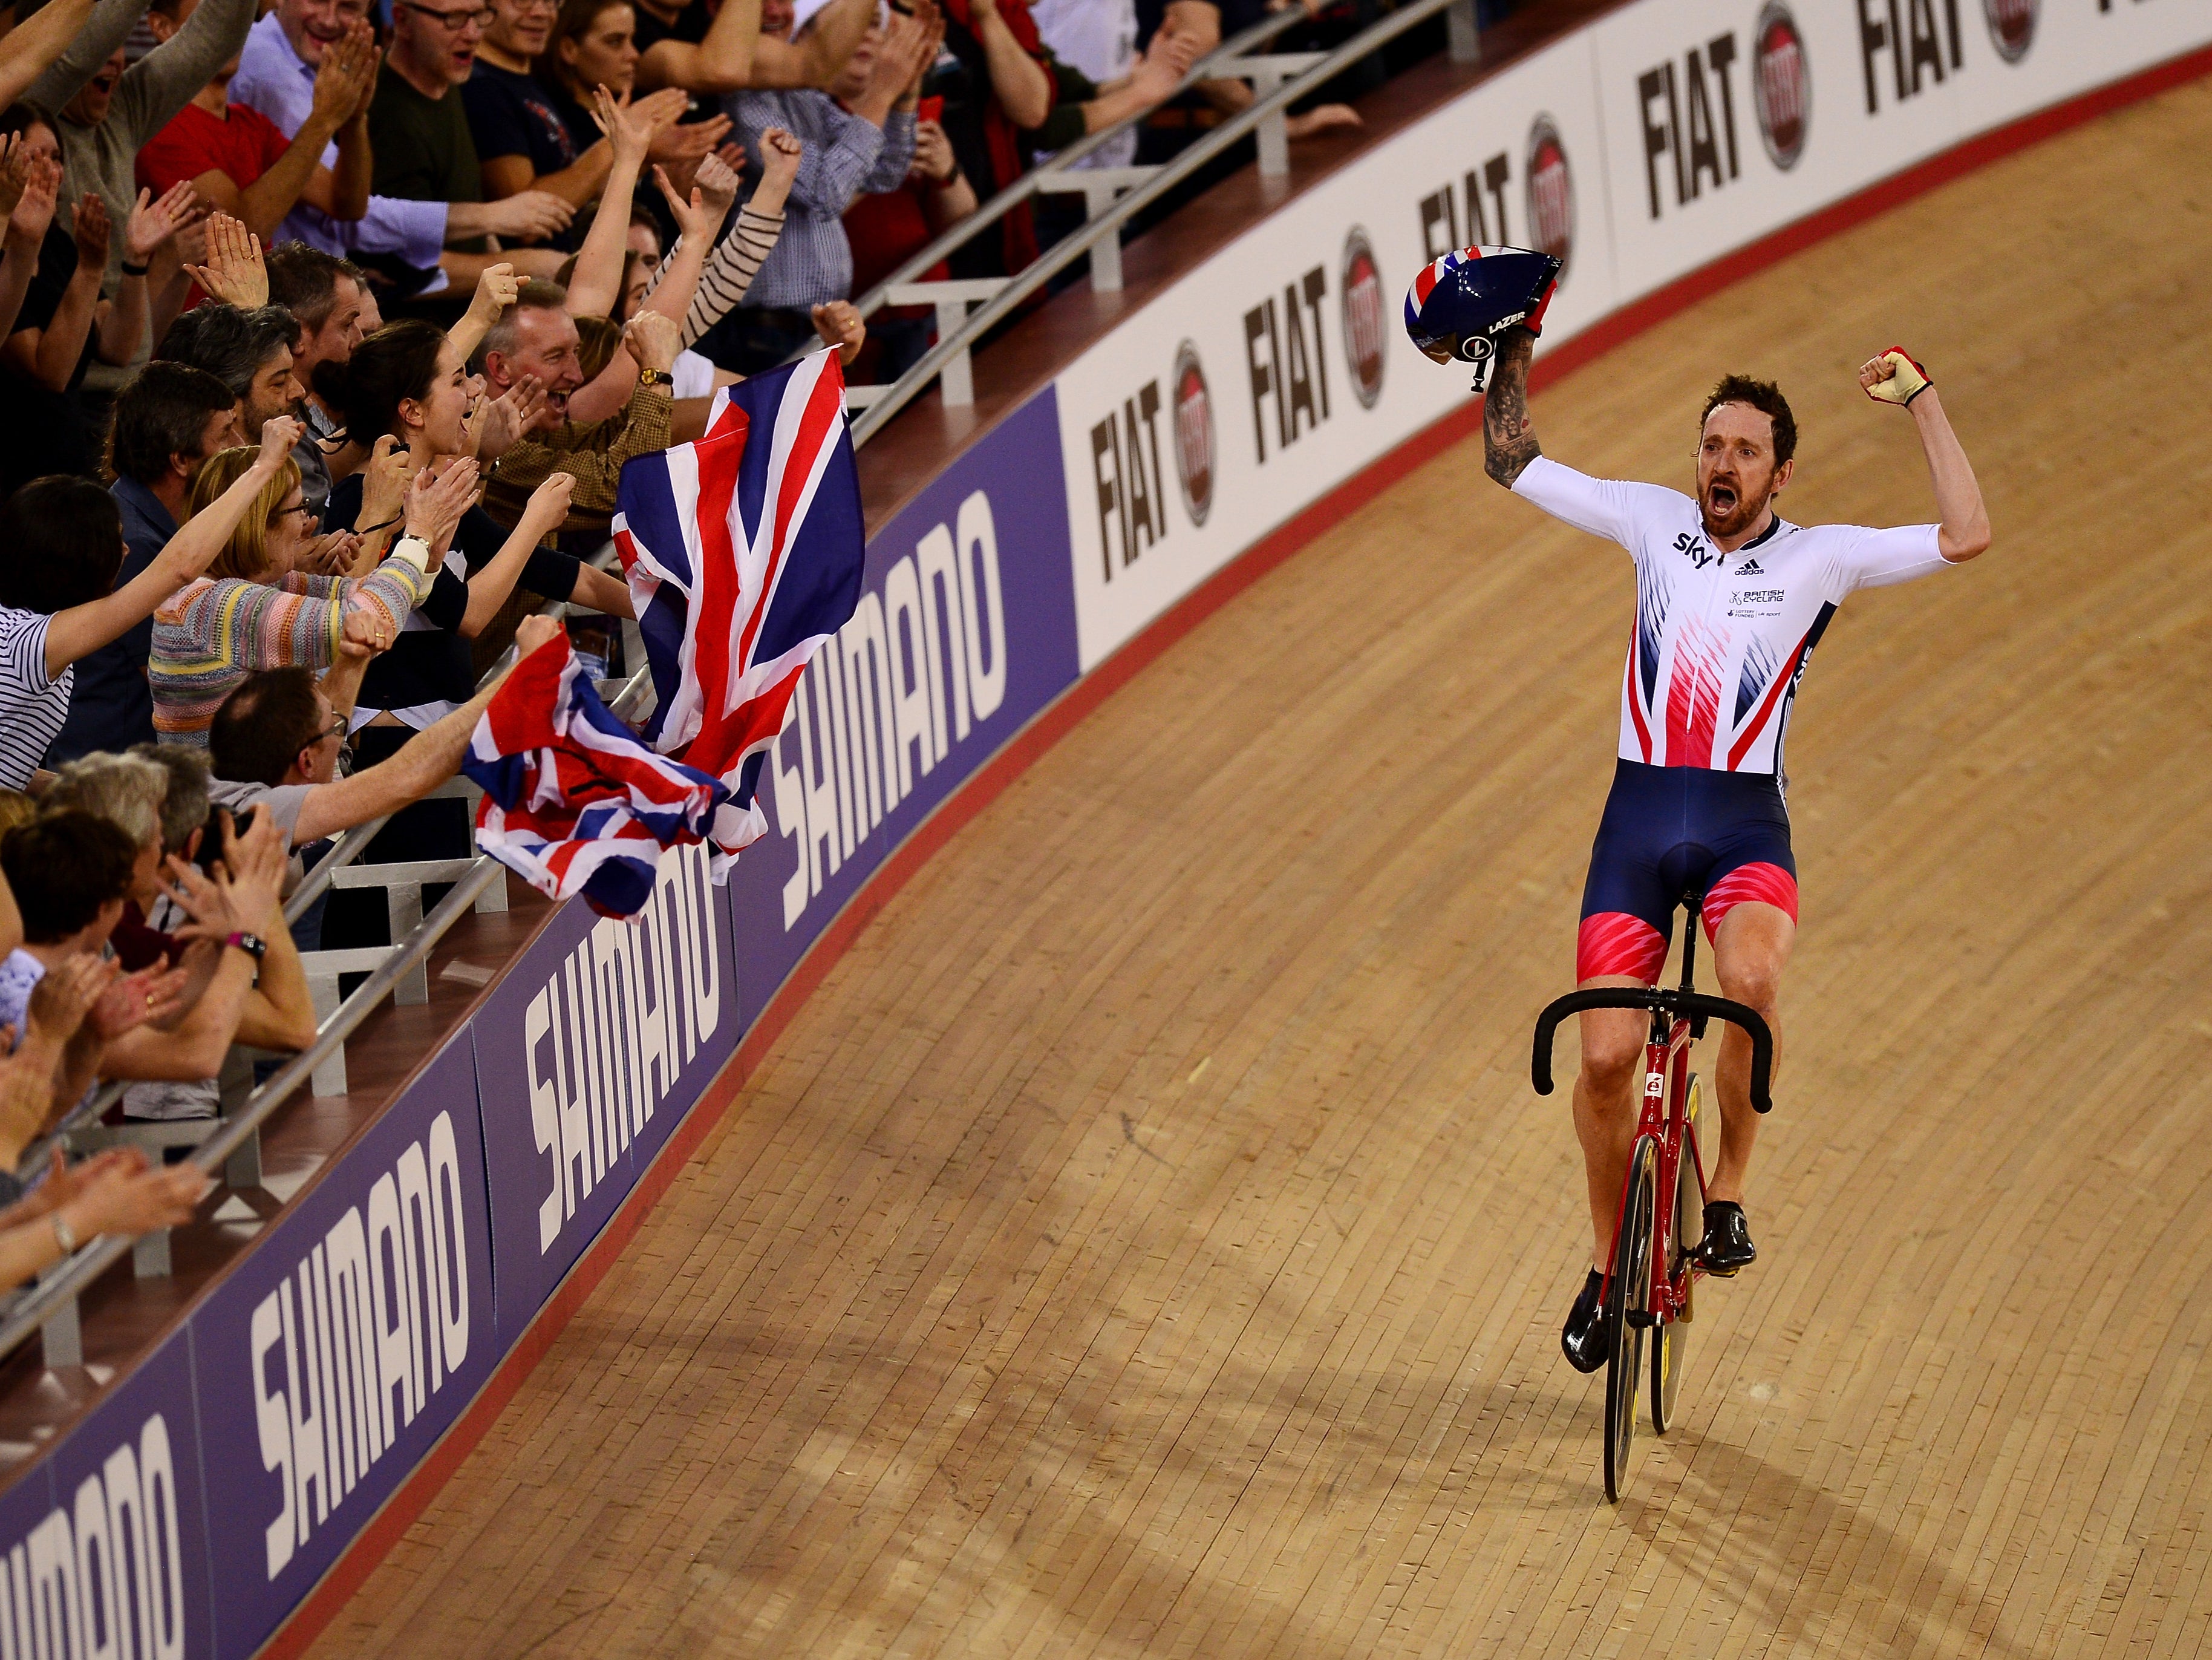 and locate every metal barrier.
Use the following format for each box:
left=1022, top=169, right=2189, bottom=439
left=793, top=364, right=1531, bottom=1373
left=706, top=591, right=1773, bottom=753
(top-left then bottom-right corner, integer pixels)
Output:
left=0, top=0, right=1483, bottom=1366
